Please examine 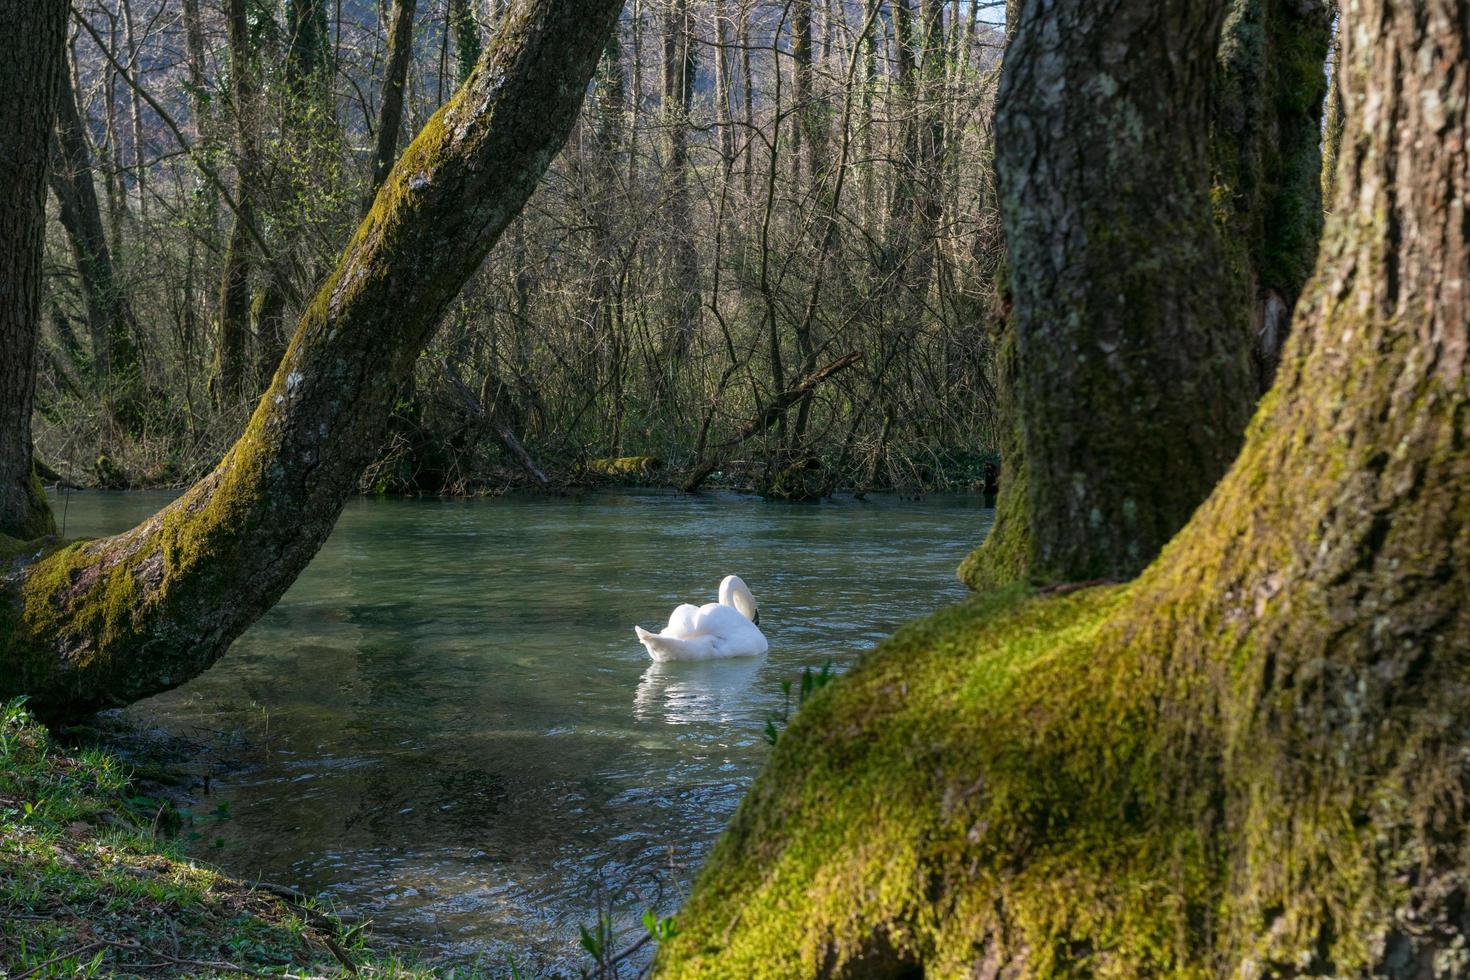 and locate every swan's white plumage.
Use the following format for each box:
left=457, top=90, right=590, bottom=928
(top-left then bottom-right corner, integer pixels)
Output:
left=635, top=575, right=768, bottom=662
